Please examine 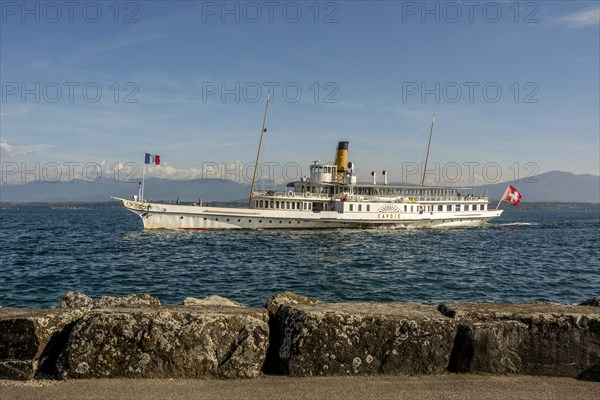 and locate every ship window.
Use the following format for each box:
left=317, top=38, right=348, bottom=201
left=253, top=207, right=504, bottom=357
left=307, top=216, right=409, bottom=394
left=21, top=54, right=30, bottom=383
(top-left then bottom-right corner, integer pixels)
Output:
left=270, top=201, right=274, bottom=208
left=276, top=201, right=279, bottom=208
left=259, top=200, right=264, bottom=208
left=456, top=205, right=461, bottom=211
left=297, top=202, right=301, bottom=209
left=447, top=205, right=452, bottom=212
left=438, top=205, right=443, bottom=212
left=404, top=205, right=407, bottom=212
left=349, top=204, right=354, bottom=211
left=358, top=204, right=362, bottom=211
left=292, top=202, right=296, bottom=210
left=465, top=205, right=470, bottom=211
left=480, top=204, right=485, bottom=211
left=309, top=203, right=312, bottom=210
left=286, top=202, right=290, bottom=209
left=367, top=205, right=370, bottom=211
left=411, top=206, right=414, bottom=212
